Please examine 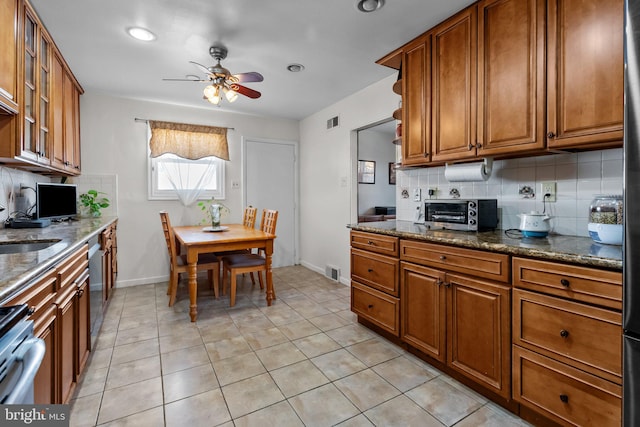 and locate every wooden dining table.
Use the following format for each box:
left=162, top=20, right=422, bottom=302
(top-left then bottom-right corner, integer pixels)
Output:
left=172, top=223, right=276, bottom=322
